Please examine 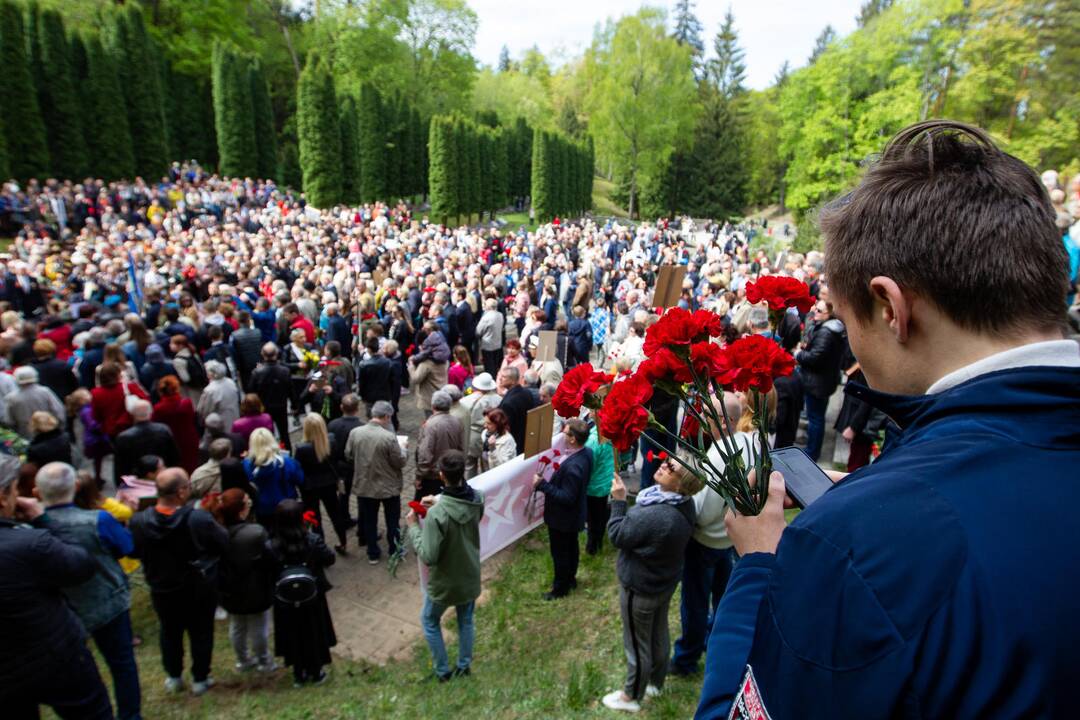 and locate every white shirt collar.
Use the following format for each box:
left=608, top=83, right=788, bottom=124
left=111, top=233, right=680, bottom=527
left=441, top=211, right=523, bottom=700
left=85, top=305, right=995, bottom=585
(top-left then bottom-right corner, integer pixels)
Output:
left=926, top=339, right=1080, bottom=394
